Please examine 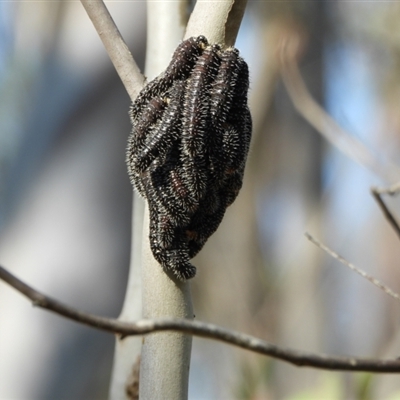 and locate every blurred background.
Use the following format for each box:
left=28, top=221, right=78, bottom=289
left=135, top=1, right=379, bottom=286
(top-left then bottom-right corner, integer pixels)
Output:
left=1, top=1, right=400, bottom=399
